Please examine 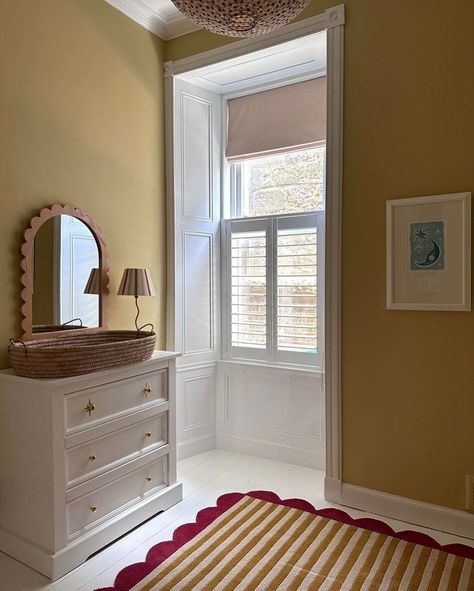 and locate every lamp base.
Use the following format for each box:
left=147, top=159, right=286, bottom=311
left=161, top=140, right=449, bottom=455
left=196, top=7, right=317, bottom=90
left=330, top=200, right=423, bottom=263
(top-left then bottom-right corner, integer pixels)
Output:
left=134, top=296, right=141, bottom=332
